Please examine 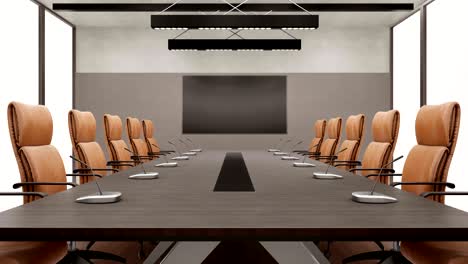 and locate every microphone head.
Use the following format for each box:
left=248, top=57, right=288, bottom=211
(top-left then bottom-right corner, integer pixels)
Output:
left=124, top=147, right=134, bottom=154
